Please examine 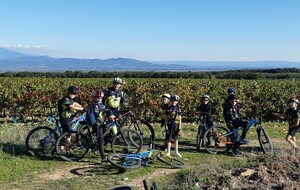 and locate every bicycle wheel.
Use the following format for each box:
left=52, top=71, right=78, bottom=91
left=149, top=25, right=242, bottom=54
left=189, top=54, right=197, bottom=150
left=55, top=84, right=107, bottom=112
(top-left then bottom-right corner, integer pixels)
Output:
left=157, top=152, right=185, bottom=169
left=56, top=131, right=90, bottom=161
left=196, top=125, right=204, bottom=151
left=126, top=118, right=155, bottom=148
left=108, top=153, right=141, bottom=169
left=257, top=126, right=273, bottom=154
left=111, top=129, right=143, bottom=154
left=25, top=126, right=58, bottom=157
left=203, top=125, right=231, bottom=154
